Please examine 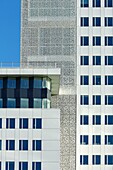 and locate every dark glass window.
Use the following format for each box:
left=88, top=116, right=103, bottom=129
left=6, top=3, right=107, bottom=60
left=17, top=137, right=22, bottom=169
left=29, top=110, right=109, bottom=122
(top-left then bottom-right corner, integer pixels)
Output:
left=6, top=162, right=14, bottom=170
left=80, top=155, right=88, bottom=165
left=81, top=56, right=89, bottom=65
left=32, top=162, right=41, bottom=170
left=7, top=78, right=16, bottom=88
left=0, top=162, right=1, bottom=170
left=0, top=140, right=2, bottom=150
left=19, top=118, right=28, bottom=129
left=105, top=115, right=113, bottom=125
left=93, top=115, right=101, bottom=125
left=92, top=135, right=101, bottom=144
left=80, top=95, right=89, bottom=105
left=19, top=140, right=28, bottom=150
left=33, top=119, right=42, bottom=129
left=0, top=99, right=3, bottom=108
left=20, top=78, right=29, bottom=88
left=93, top=95, right=101, bottom=105
left=6, top=140, right=15, bottom=150
left=105, top=56, right=113, bottom=65
left=80, top=115, right=89, bottom=125
left=105, top=155, right=113, bottom=165
left=80, top=76, right=89, bottom=85
left=7, top=98, right=16, bottom=108
left=93, top=36, right=101, bottom=46
left=0, top=119, right=2, bottom=129
left=105, top=135, right=113, bottom=144
left=105, top=0, right=113, bottom=7
left=0, top=79, right=3, bottom=89
left=105, top=37, right=113, bottom=46
left=93, top=76, right=101, bottom=85
left=93, top=17, right=101, bottom=26
left=93, top=56, right=101, bottom=65
left=19, top=162, right=28, bottom=170
left=93, top=0, right=101, bottom=7
left=33, top=78, right=42, bottom=88
left=81, top=36, right=89, bottom=46
left=81, top=17, right=89, bottom=26
left=105, top=95, right=113, bottom=105
left=105, top=17, right=113, bottom=26
left=81, top=0, right=89, bottom=7
left=92, top=155, right=101, bottom=164
left=105, top=76, right=113, bottom=85
left=6, top=118, right=15, bottom=129
left=32, top=140, right=41, bottom=151
left=80, top=135, right=88, bottom=144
